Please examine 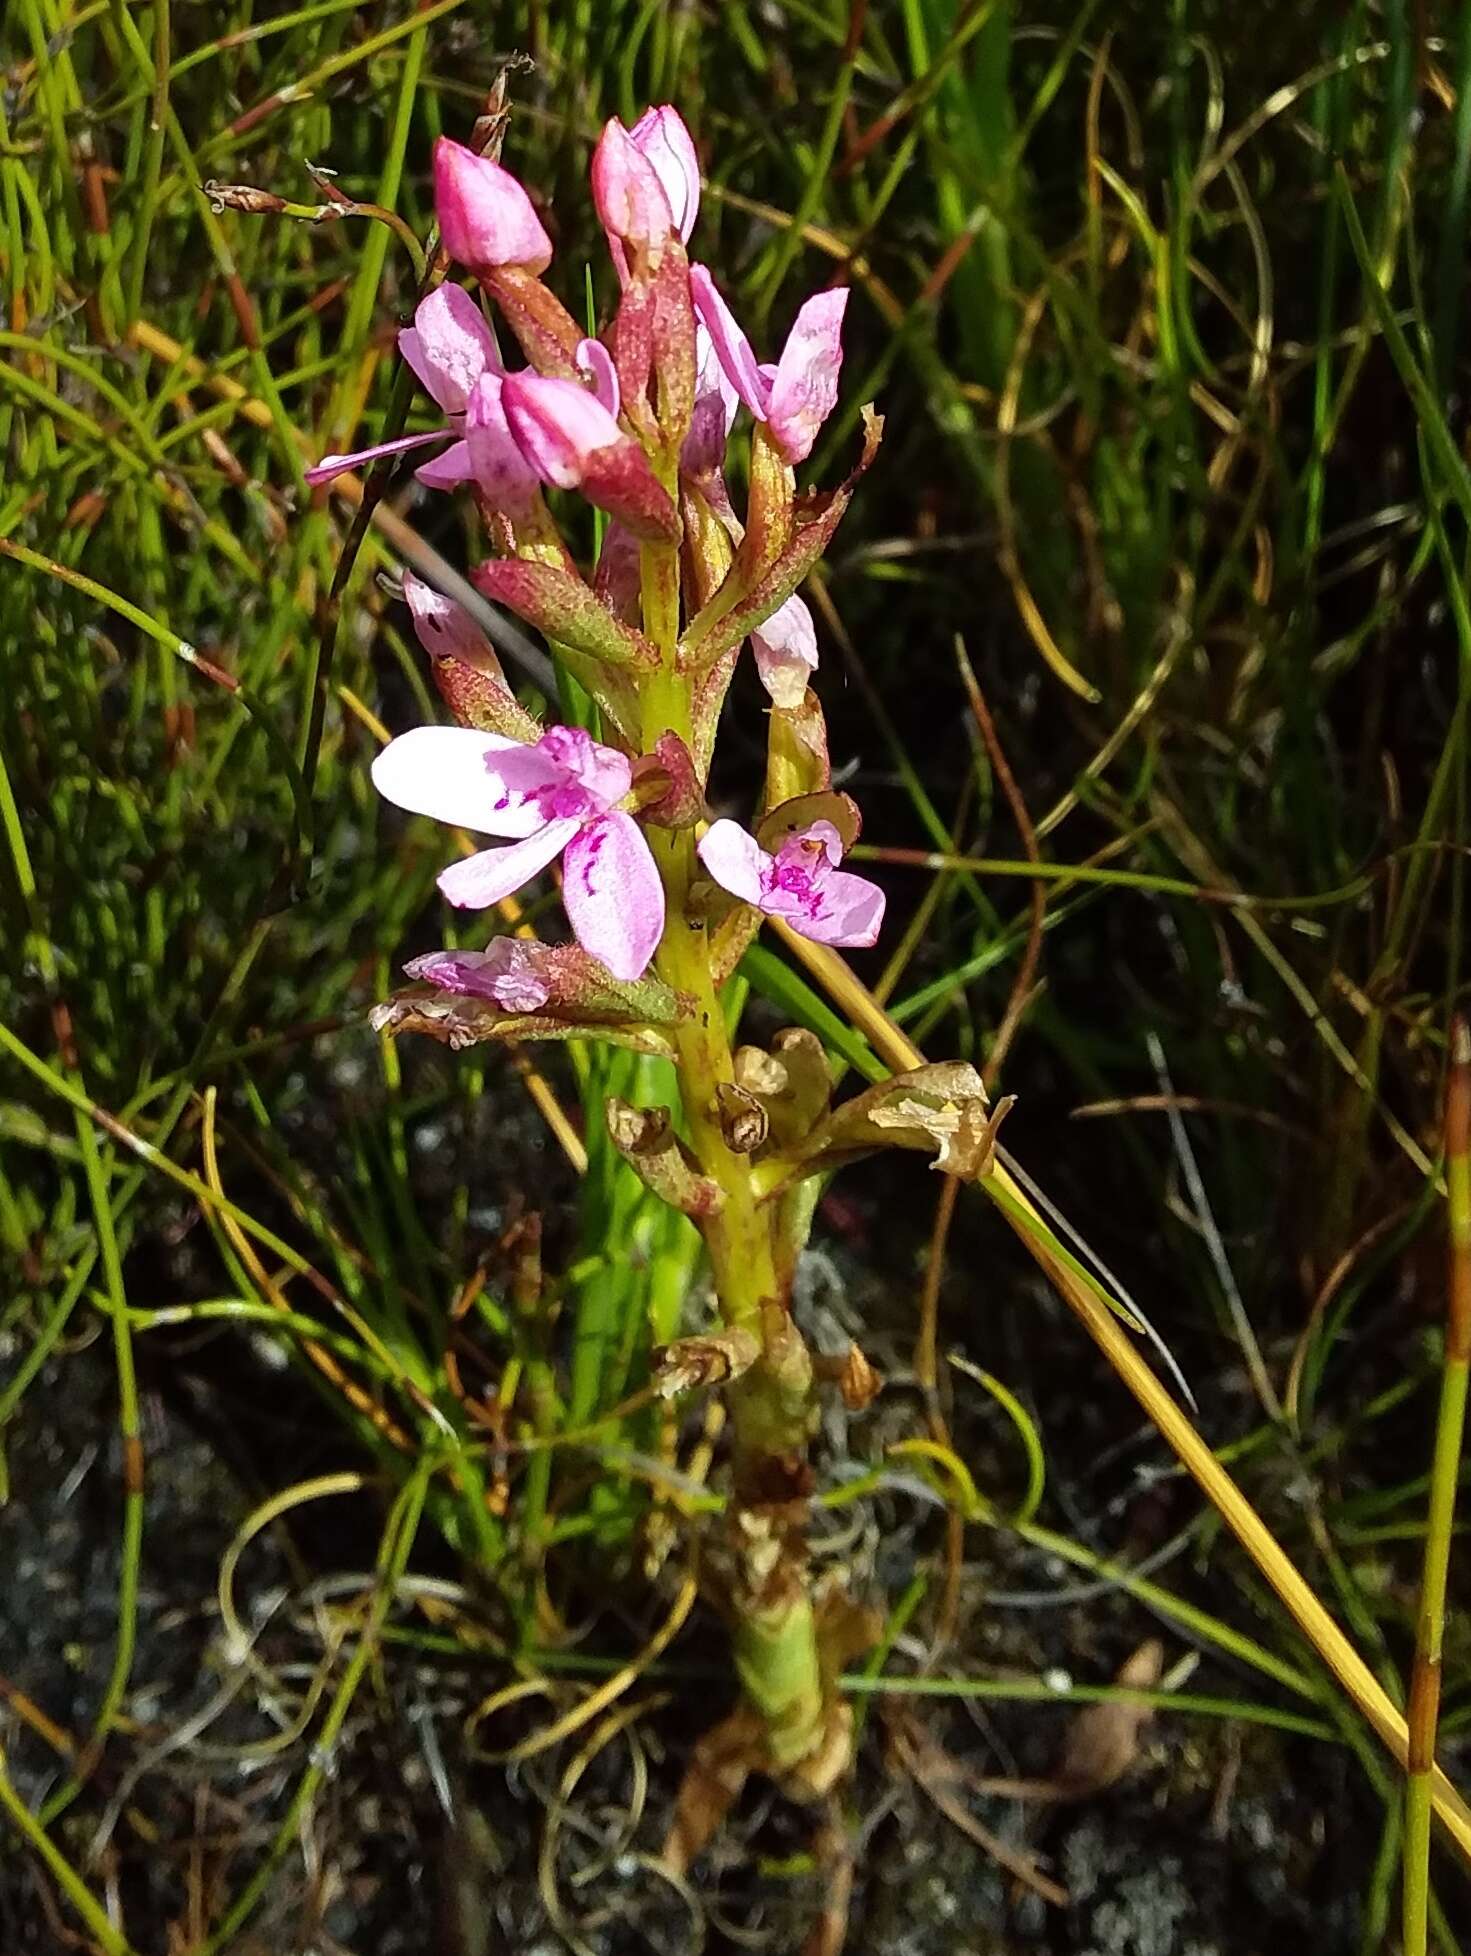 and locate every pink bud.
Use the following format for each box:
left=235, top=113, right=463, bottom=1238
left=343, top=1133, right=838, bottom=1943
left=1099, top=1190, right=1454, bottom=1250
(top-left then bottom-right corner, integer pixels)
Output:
left=628, top=106, right=700, bottom=242
left=501, top=373, right=679, bottom=542
left=433, top=137, right=553, bottom=276
left=591, top=117, right=675, bottom=267
left=501, top=373, right=625, bottom=489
